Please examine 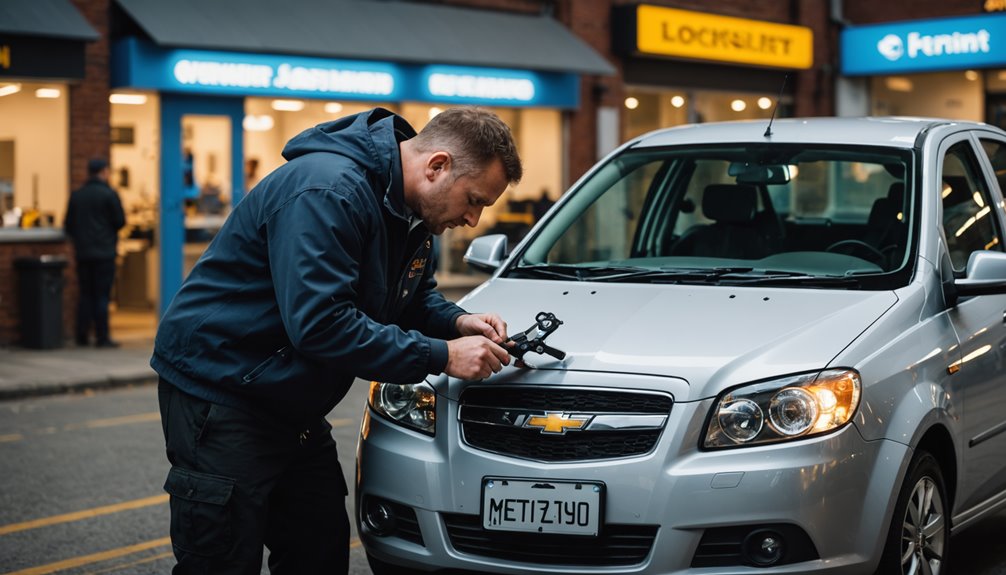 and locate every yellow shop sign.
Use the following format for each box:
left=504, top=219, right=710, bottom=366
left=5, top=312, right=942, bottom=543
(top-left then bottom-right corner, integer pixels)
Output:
left=634, top=5, right=813, bottom=69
